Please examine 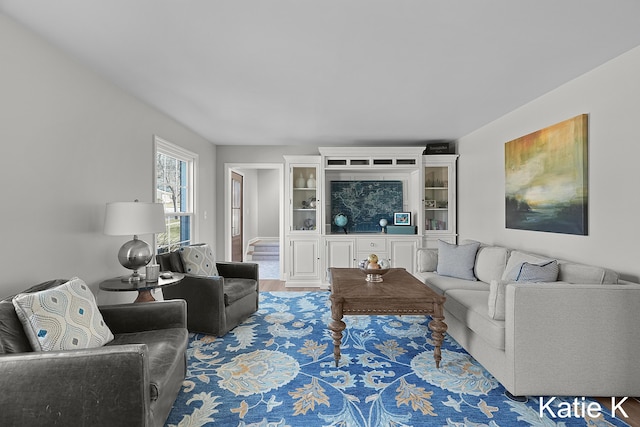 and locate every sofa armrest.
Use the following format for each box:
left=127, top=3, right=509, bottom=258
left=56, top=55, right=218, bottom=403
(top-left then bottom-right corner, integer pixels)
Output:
left=217, top=261, right=259, bottom=282
left=504, top=281, right=640, bottom=396
left=100, top=299, right=187, bottom=334
left=0, top=344, right=151, bottom=426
